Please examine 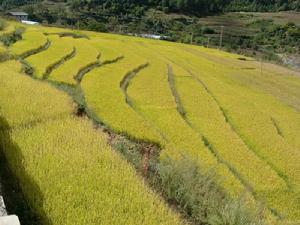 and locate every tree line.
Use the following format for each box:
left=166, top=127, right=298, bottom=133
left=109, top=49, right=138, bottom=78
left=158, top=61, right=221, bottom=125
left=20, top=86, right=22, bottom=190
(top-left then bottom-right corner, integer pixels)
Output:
left=1, top=0, right=299, bottom=15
